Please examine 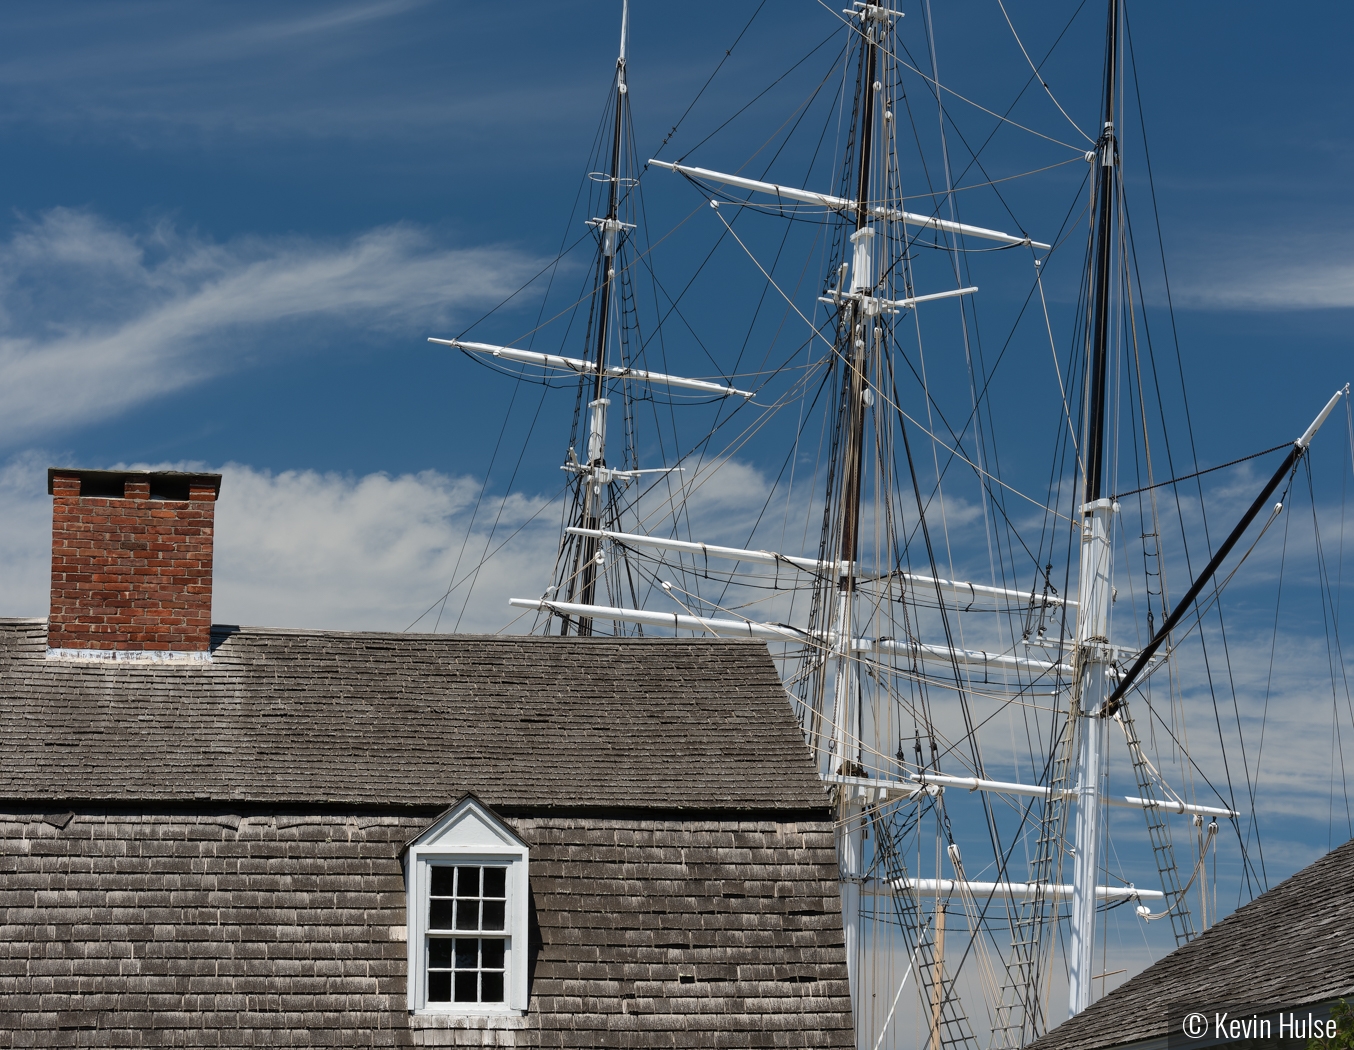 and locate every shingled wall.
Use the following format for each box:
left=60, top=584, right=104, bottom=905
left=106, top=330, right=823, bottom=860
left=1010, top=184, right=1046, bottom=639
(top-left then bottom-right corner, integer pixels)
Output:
left=0, top=808, right=854, bottom=1047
